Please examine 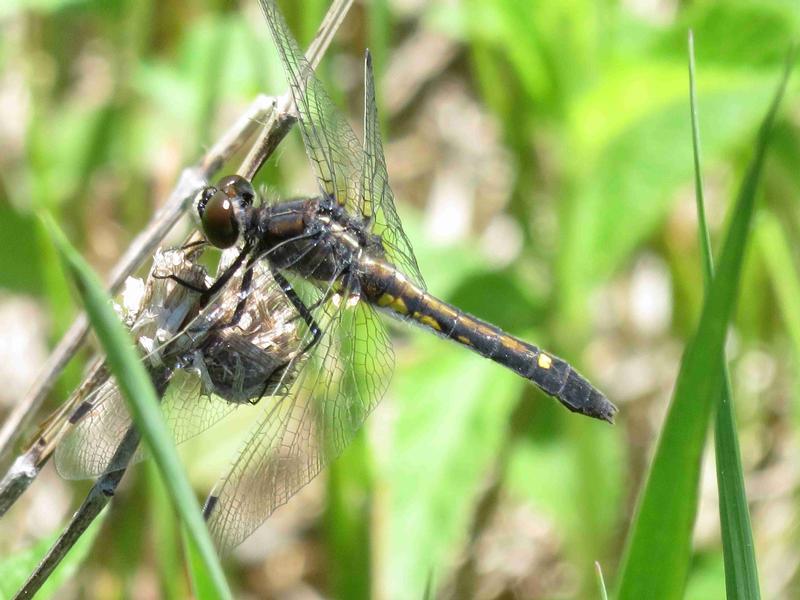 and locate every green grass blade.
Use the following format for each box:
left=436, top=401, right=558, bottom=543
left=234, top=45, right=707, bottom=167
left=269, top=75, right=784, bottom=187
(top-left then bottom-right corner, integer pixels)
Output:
left=596, top=561, right=609, bottom=600
left=714, top=374, right=760, bottom=600
left=689, top=31, right=762, bottom=600
left=183, top=526, right=219, bottom=600
left=688, top=31, right=714, bottom=292
left=616, top=48, right=793, bottom=600
left=41, top=214, right=232, bottom=600
left=147, top=461, right=185, bottom=600
left=325, top=433, right=372, bottom=600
